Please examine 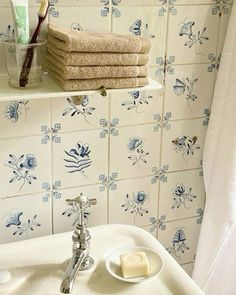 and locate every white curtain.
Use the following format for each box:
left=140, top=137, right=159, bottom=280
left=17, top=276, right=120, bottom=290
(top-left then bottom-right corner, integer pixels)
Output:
left=192, top=3, right=236, bottom=294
